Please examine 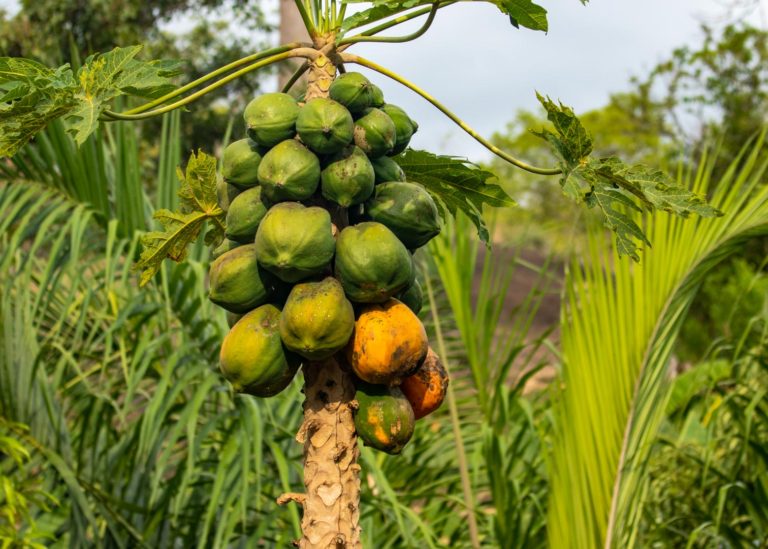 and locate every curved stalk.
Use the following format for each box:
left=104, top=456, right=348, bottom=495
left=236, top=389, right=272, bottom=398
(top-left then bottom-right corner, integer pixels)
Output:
left=103, top=49, right=318, bottom=121
left=337, top=2, right=440, bottom=46
left=121, top=43, right=308, bottom=116
left=341, top=54, right=563, bottom=176
left=281, top=62, right=310, bottom=94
